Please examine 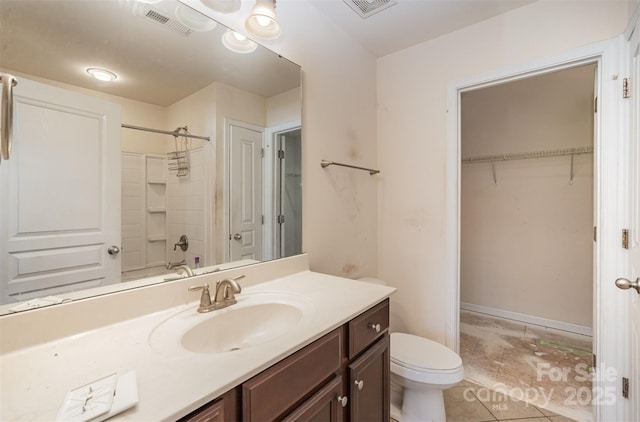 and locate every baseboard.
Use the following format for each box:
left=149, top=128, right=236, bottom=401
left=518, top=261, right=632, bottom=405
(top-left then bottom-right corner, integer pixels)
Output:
left=460, top=302, right=593, bottom=337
